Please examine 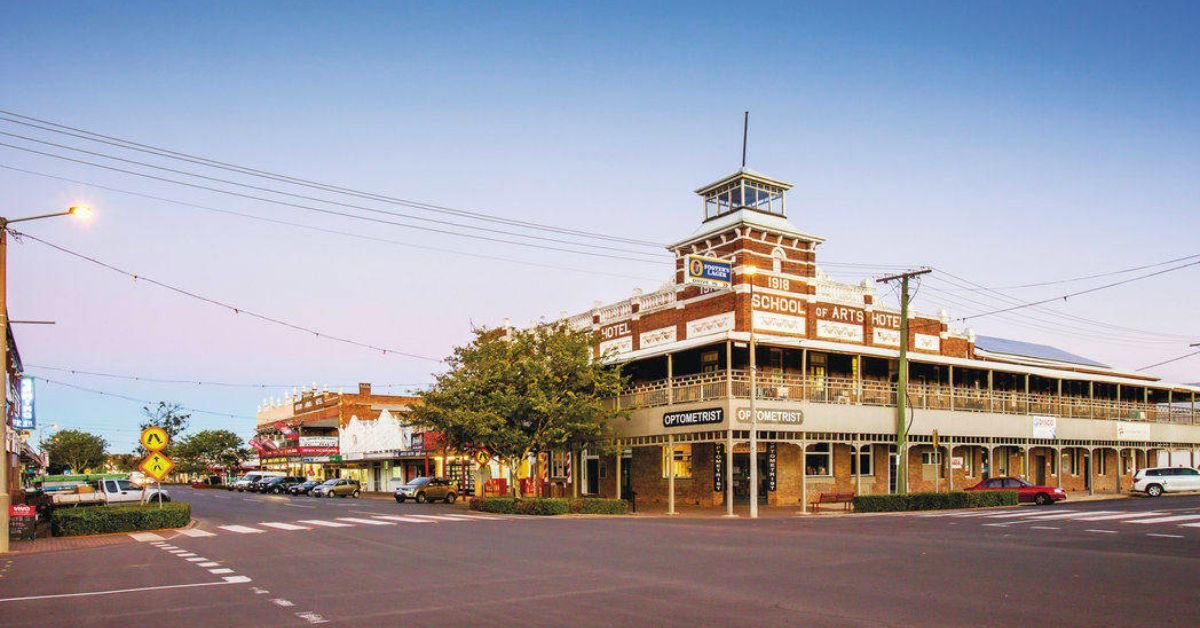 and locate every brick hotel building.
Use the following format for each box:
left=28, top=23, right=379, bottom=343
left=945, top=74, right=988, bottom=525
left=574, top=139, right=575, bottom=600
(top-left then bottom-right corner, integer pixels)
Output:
left=528, top=168, right=1199, bottom=509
